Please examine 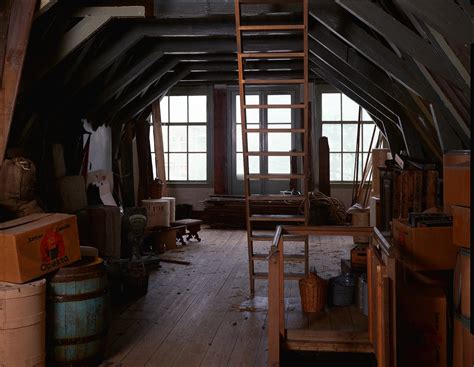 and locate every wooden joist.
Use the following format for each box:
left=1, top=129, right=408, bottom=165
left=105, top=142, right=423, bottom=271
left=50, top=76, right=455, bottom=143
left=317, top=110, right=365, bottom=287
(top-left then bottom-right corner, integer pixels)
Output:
left=0, top=0, right=36, bottom=163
